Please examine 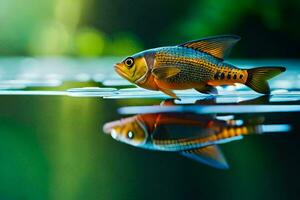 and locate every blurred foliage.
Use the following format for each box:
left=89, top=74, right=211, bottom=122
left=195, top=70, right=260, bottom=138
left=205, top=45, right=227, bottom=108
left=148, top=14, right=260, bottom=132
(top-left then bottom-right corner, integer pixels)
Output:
left=74, top=28, right=106, bottom=56
left=0, top=0, right=299, bottom=57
